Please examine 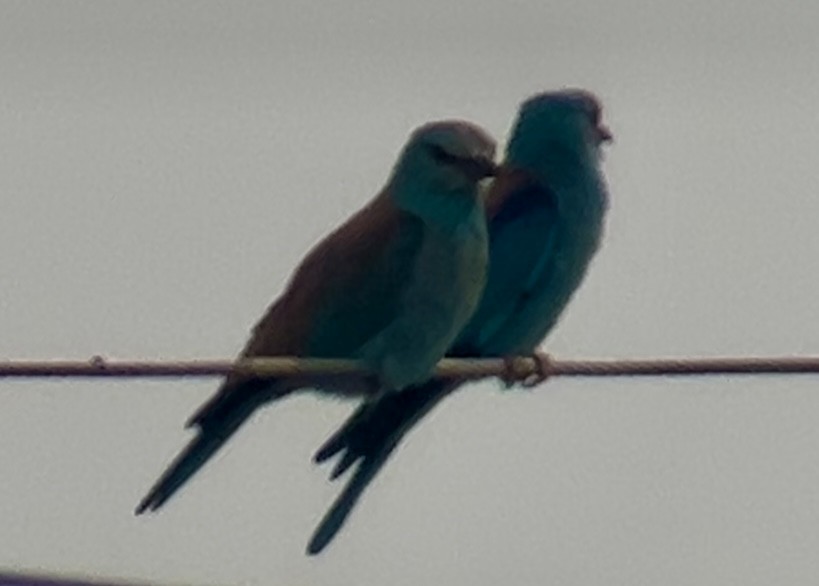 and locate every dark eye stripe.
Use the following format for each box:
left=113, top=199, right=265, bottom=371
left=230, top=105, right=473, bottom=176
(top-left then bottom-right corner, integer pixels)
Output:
left=427, top=143, right=463, bottom=166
